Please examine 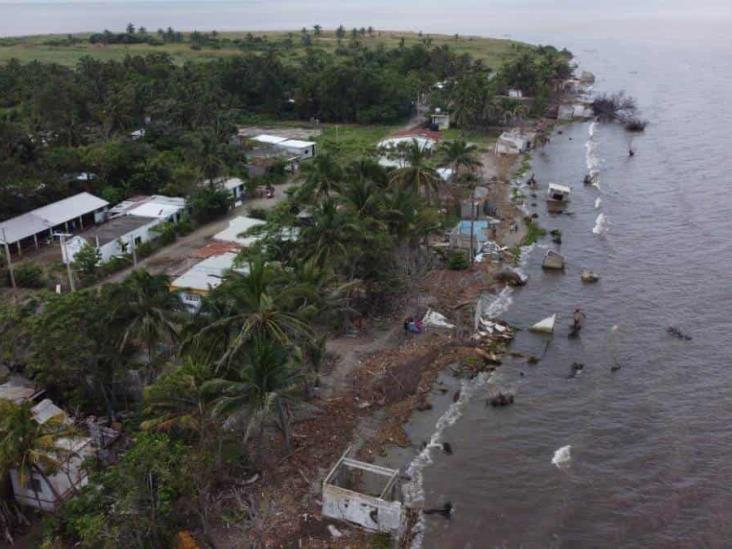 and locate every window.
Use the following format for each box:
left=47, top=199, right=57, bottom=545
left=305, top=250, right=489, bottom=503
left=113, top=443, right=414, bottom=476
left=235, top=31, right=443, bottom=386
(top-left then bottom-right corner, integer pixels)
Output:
left=134, top=236, right=142, bottom=245
left=26, top=476, right=43, bottom=493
